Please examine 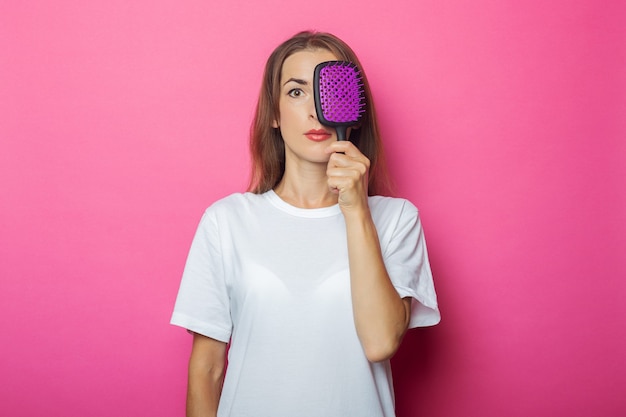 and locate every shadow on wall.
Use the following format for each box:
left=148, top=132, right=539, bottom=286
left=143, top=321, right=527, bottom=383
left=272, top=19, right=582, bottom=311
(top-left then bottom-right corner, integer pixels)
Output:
left=392, top=322, right=444, bottom=415
left=391, top=242, right=454, bottom=416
